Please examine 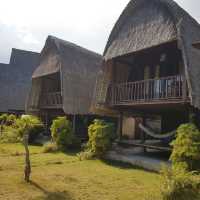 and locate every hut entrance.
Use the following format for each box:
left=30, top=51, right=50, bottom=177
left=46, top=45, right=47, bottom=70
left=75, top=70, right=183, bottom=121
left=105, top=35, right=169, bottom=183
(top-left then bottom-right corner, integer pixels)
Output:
left=114, top=41, right=182, bottom=84
left=127, top=41, right=181, bottom=82
left=39, top=72, right=63, bottom=109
